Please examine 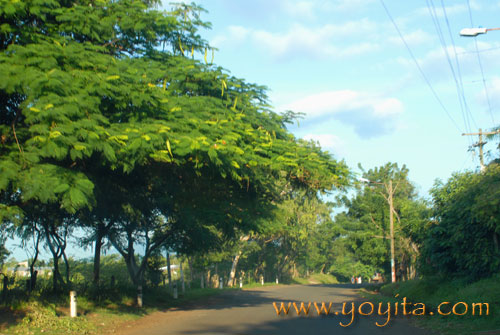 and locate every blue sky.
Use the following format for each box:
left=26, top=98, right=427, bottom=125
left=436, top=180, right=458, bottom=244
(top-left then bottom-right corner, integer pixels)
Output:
left=176, top=0, right=500, bottom=196
left=6, top=0, right=500, bottom=261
